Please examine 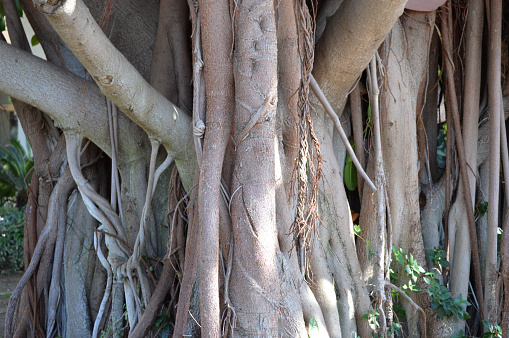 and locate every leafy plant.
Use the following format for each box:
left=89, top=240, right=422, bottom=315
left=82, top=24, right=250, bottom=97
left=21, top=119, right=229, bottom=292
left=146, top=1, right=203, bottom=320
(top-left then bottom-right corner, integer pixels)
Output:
left=363, top=309, right=380, bottom=329
left=393, top=246, right=470, bottom=321
left=392, top=246, right=425, bottom=292
left=451, top=330, right=466, bottom=338
left=353, top=224, right=361, bottom=236
left=386, top=322, right=402, bottom=336
left=30, top=34, right=39, bottom=46
left=427, top=247, right=449, bottom=272
left=481, top=320, right=502, bottom=338
left=353, top=225, right=375, bottom=260
left=0, top=139, right=33, bottom=205
left=423, top=272, right=470, bottom=320
left=476, top=201, right=489, bottom=218
left=363, top=309, right=402, bottom=338
left=0, top=200, right=25, bottom=273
